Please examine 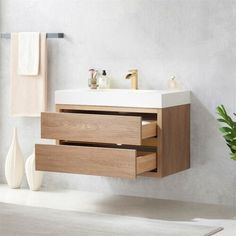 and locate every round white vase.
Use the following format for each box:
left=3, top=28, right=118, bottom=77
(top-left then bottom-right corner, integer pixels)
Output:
left=25, top=152, right=43, bottom=191
left=5, top=128, right=24, bottom=189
